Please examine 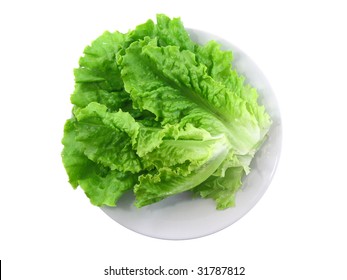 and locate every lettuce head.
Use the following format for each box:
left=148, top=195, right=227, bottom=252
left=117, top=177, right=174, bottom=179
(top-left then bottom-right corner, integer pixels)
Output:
left=61, top=14, right=272, bottom=210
